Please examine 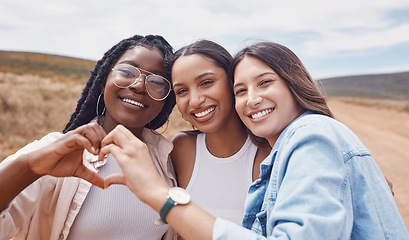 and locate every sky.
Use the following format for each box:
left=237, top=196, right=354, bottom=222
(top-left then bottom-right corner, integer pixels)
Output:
left=1, top=0, right=409, bottom=79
